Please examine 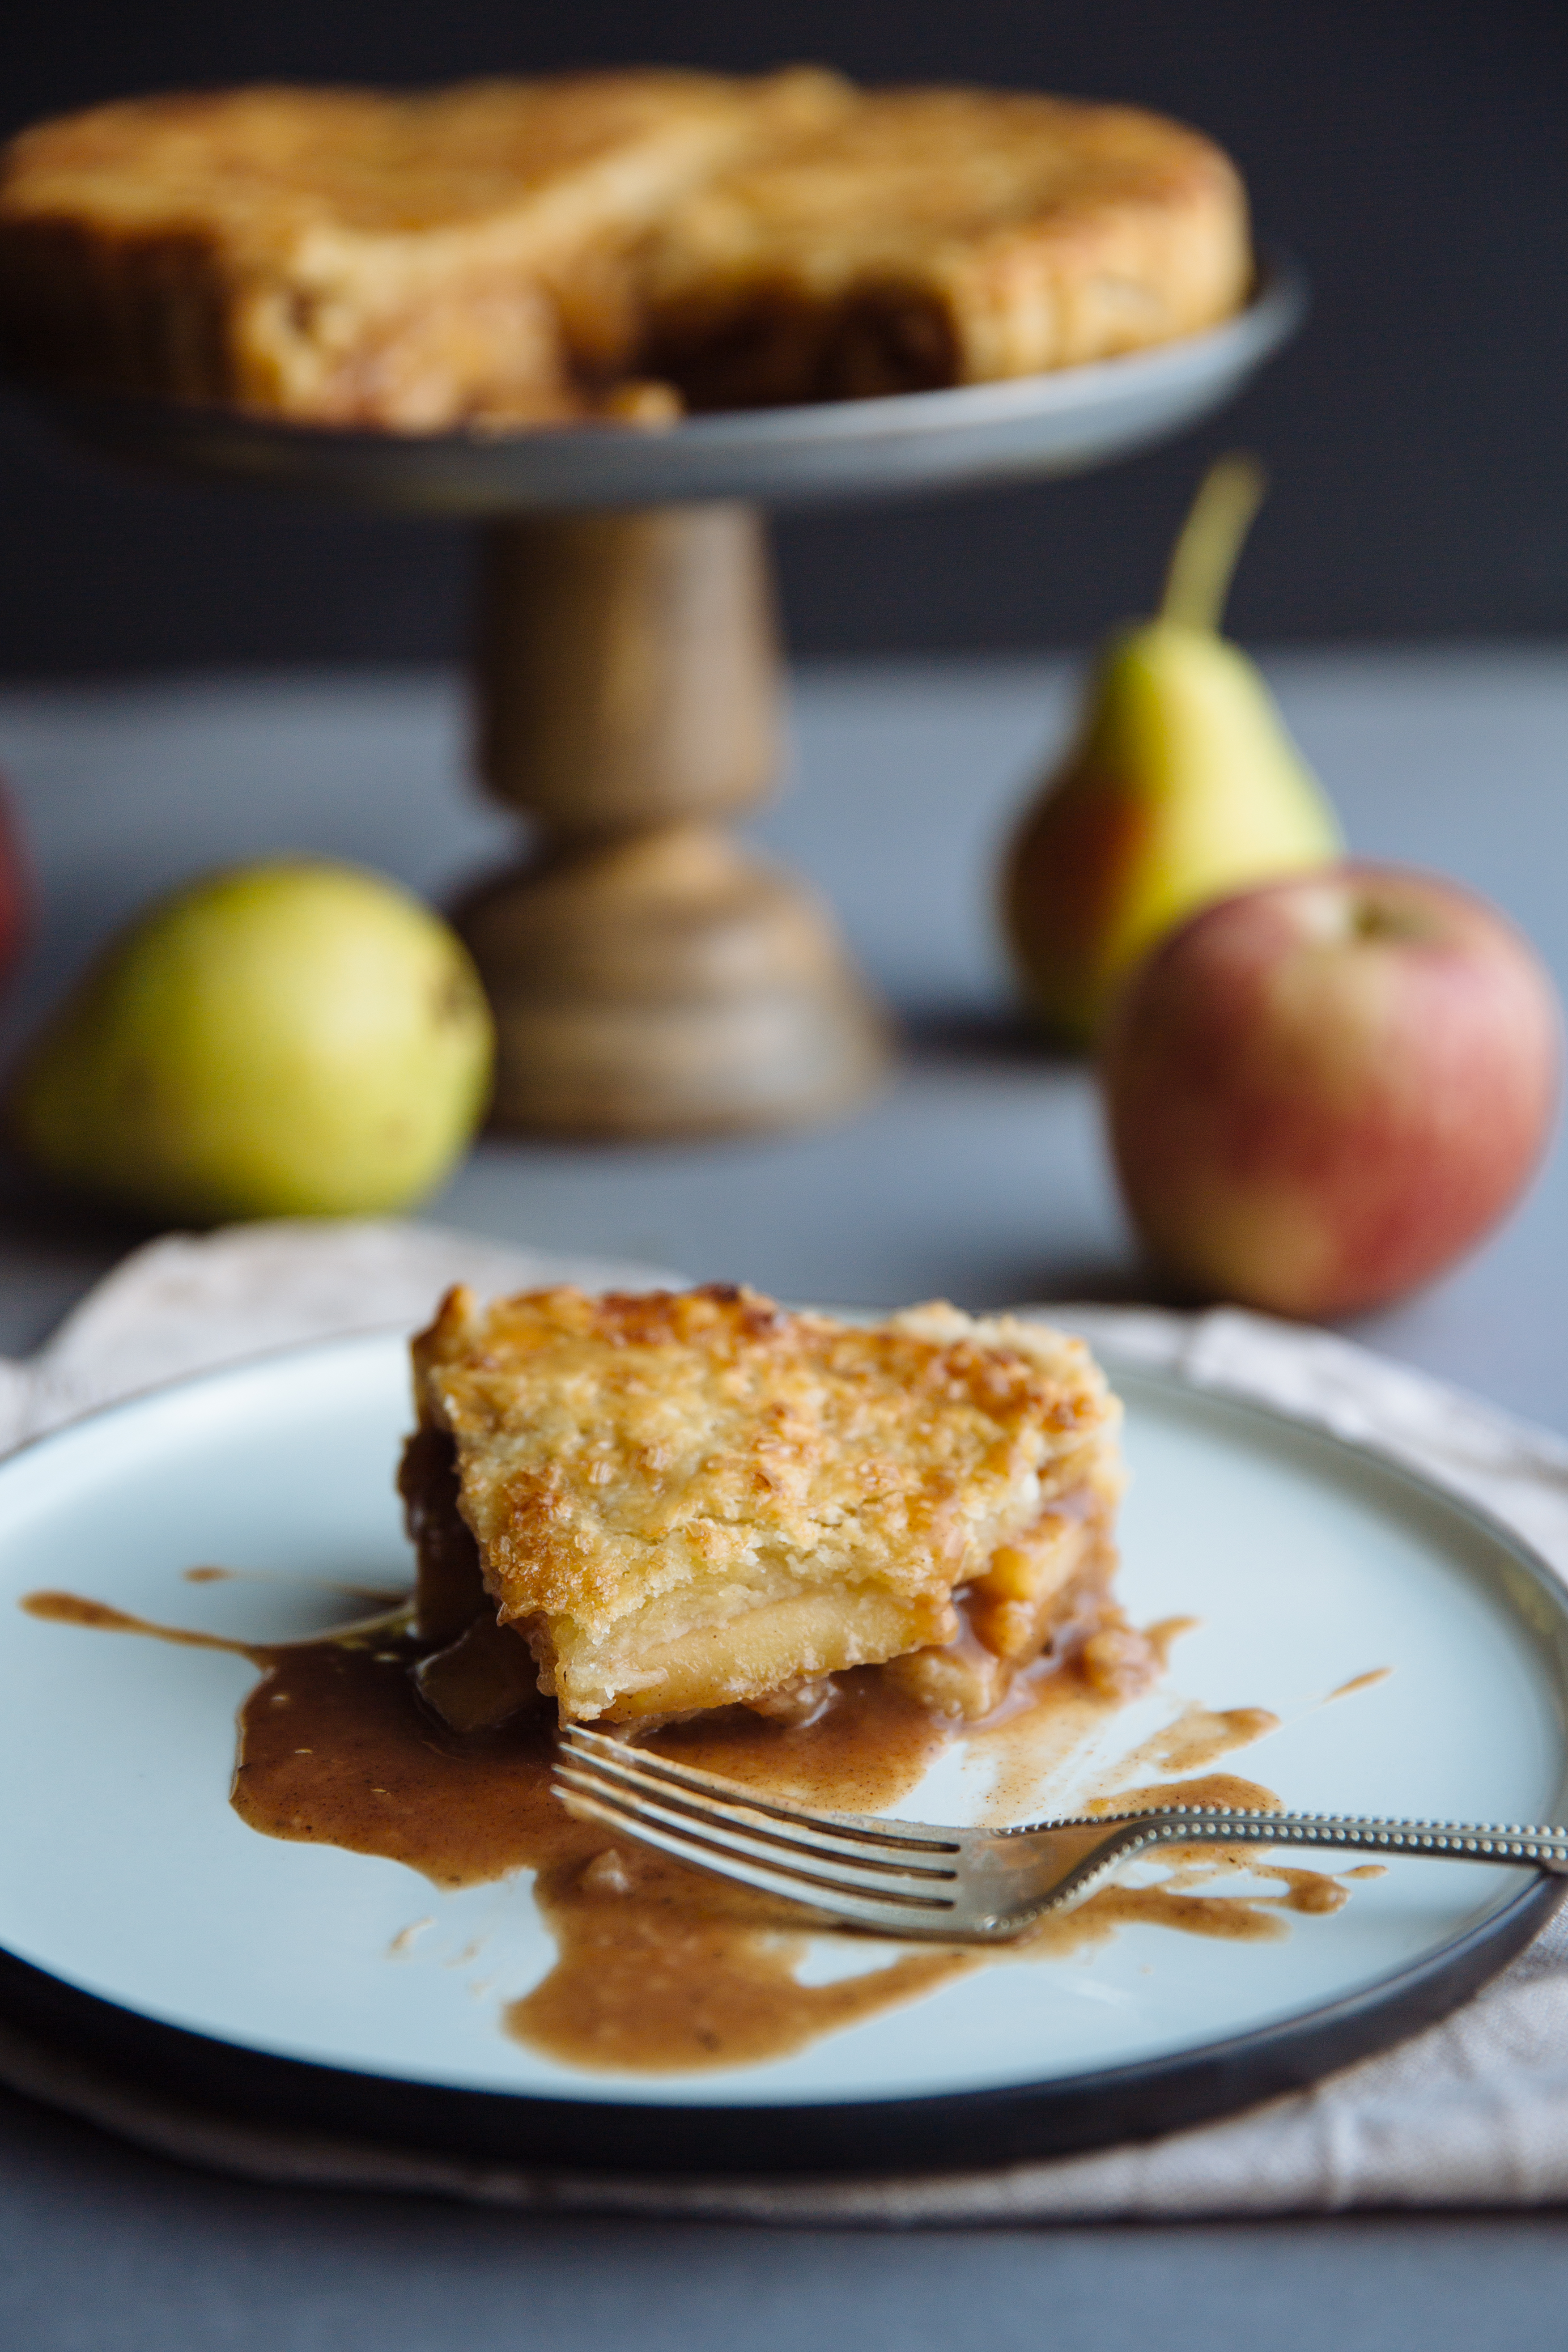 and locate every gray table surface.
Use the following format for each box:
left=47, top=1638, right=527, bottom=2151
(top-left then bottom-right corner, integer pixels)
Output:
left=0, top=650, right=1566, bottom=2345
